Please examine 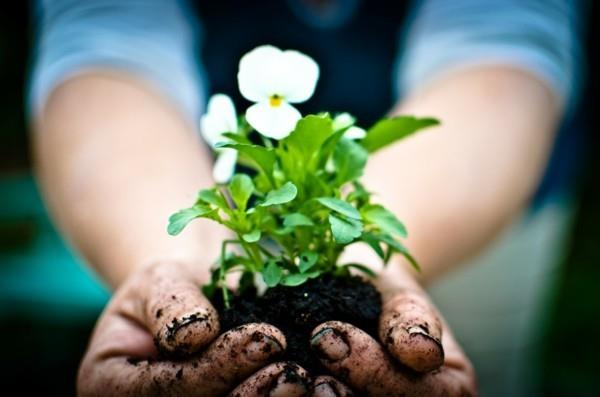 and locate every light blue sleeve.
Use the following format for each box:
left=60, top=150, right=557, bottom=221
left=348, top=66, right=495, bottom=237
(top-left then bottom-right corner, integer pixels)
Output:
left=28, top=0, right=205, bottom=123
left=395, top=0, right=585, bottom=111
